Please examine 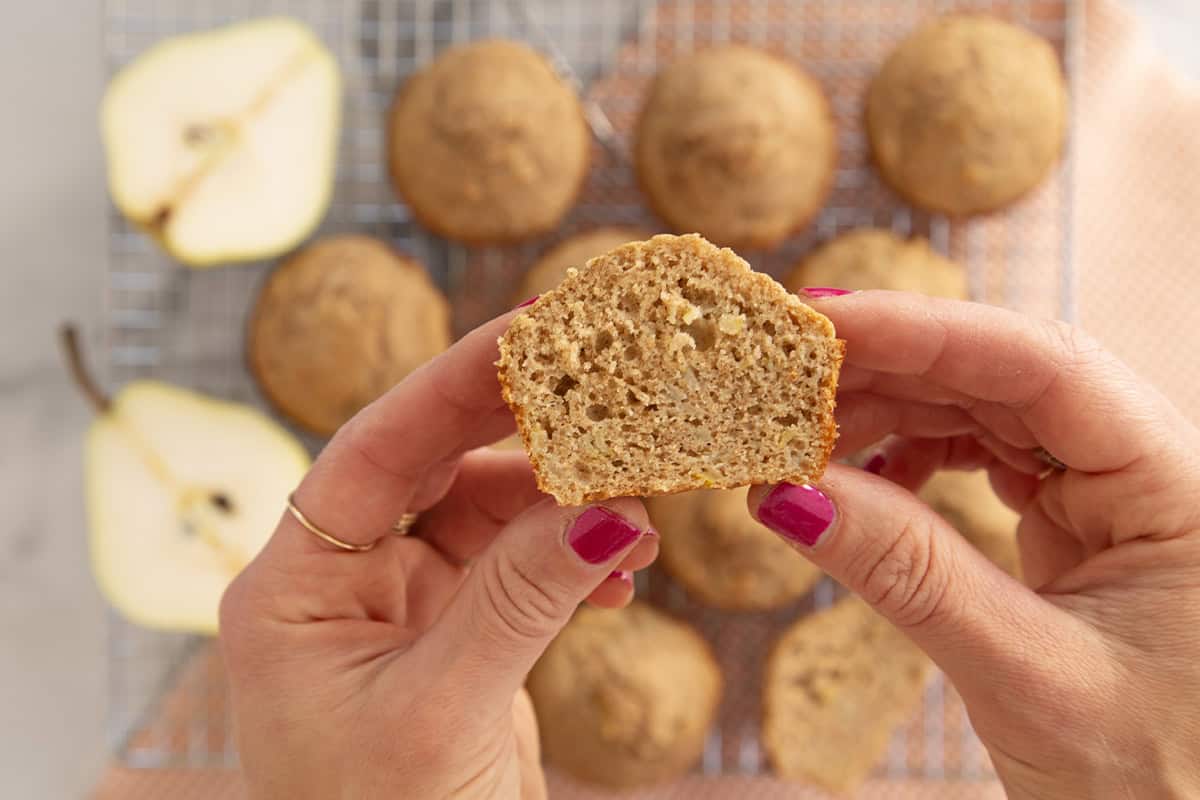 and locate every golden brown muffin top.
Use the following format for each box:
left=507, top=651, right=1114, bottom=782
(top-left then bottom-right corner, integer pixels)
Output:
left=635, top=45, right=836, bottom=249
left=651, top=487, right=822, bottom=610
left=248, top=235, right=450, bottom=436
left=527, top=602, right=721, bottom=789
left=867, top=14, right=1067, bottom=216
left=388, top=39, right=591, bottom=243
left=785, top=228, right=968, bottom=299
